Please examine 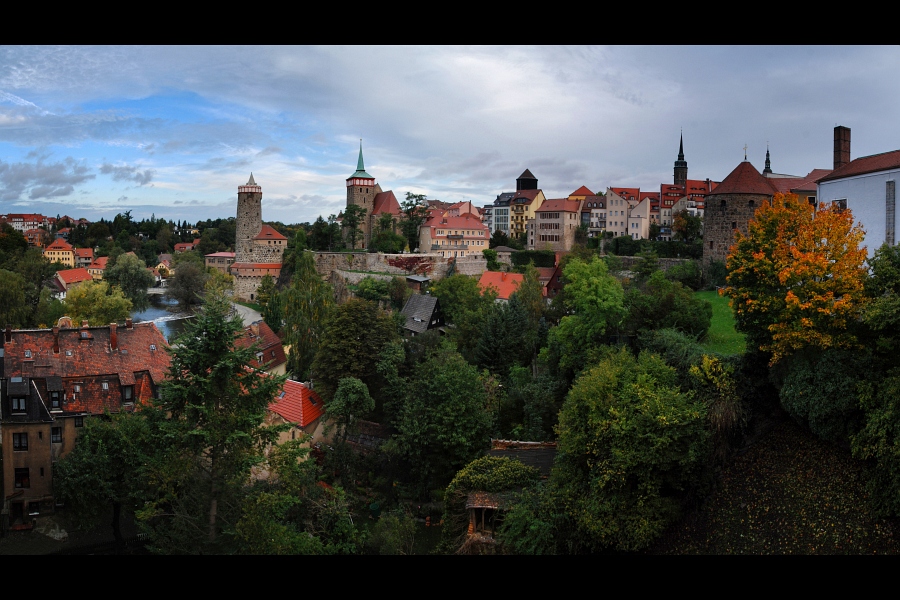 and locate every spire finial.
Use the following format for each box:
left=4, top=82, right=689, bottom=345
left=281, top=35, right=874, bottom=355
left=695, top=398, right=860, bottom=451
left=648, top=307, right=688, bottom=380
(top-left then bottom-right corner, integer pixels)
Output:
left=743, top=144, right=748, bottom=161
left=357, top=139, right=365, bottom=172
left=763, top=143, right=772, bottom=175
left=247, top=172, right=257, bottom=186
